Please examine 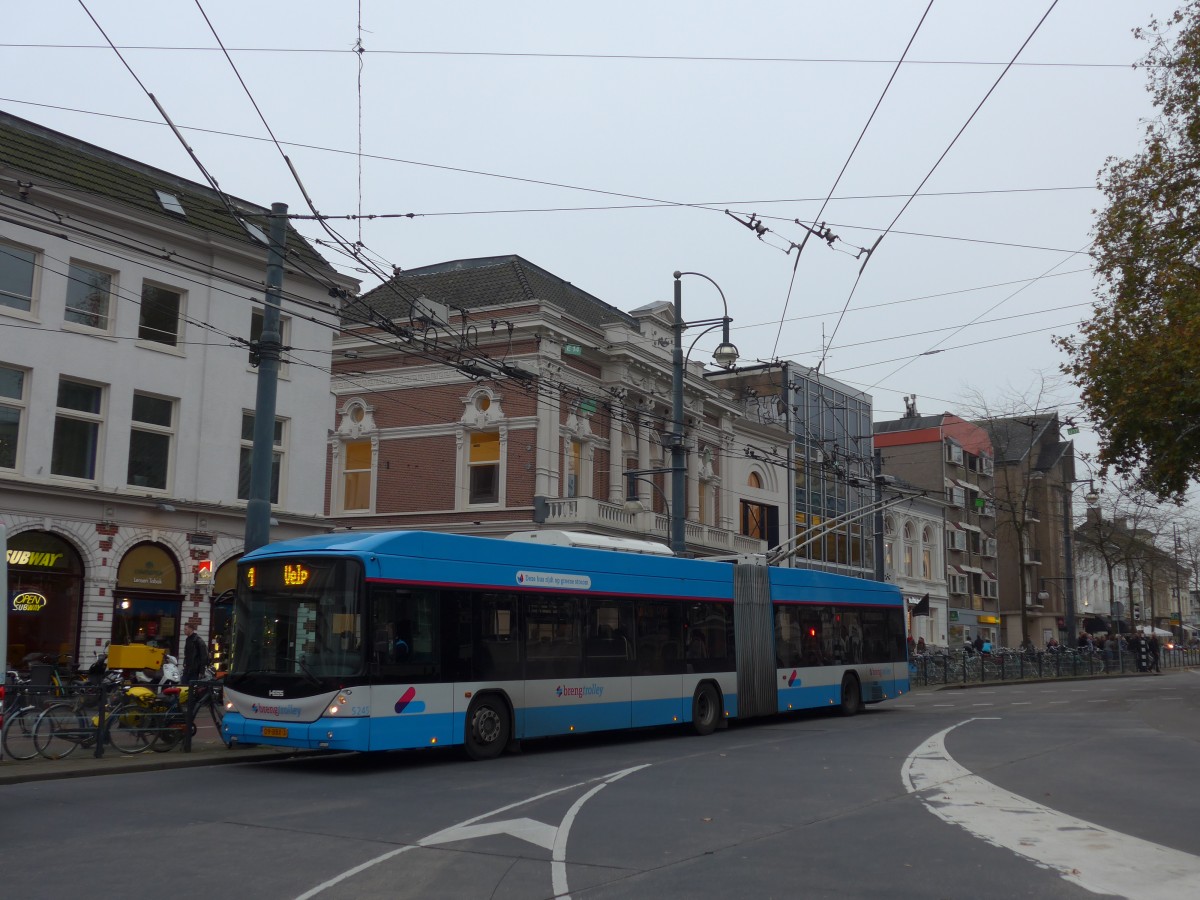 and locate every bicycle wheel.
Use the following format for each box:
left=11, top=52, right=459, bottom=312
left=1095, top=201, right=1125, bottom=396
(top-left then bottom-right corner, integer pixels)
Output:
left=2, top=706, right=41, bottom=760
left=33, top=703, right=89, bottom=760
left=149, top=708, right=186, bottom=752
left=106, top=702, right=155, bottom=754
